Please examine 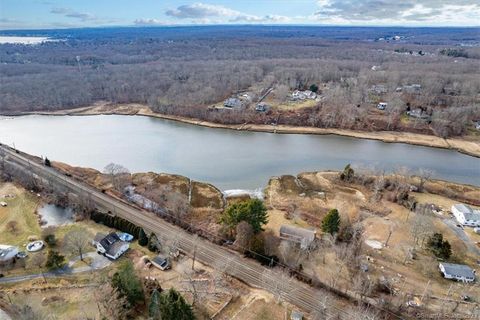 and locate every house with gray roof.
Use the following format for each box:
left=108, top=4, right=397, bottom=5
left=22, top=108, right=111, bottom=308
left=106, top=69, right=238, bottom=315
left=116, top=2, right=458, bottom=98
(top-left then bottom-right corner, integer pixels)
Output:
left=451, top=204, right=480, bottom=227
left=0, top=244, right=19, bottom=266
left=224, top=97, right=243, bottom=109
left=93, top=232, right=129, bottom=260
left=279, top=225, right=316, bottom=250
left=439, top=262, right=475, bottom=283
